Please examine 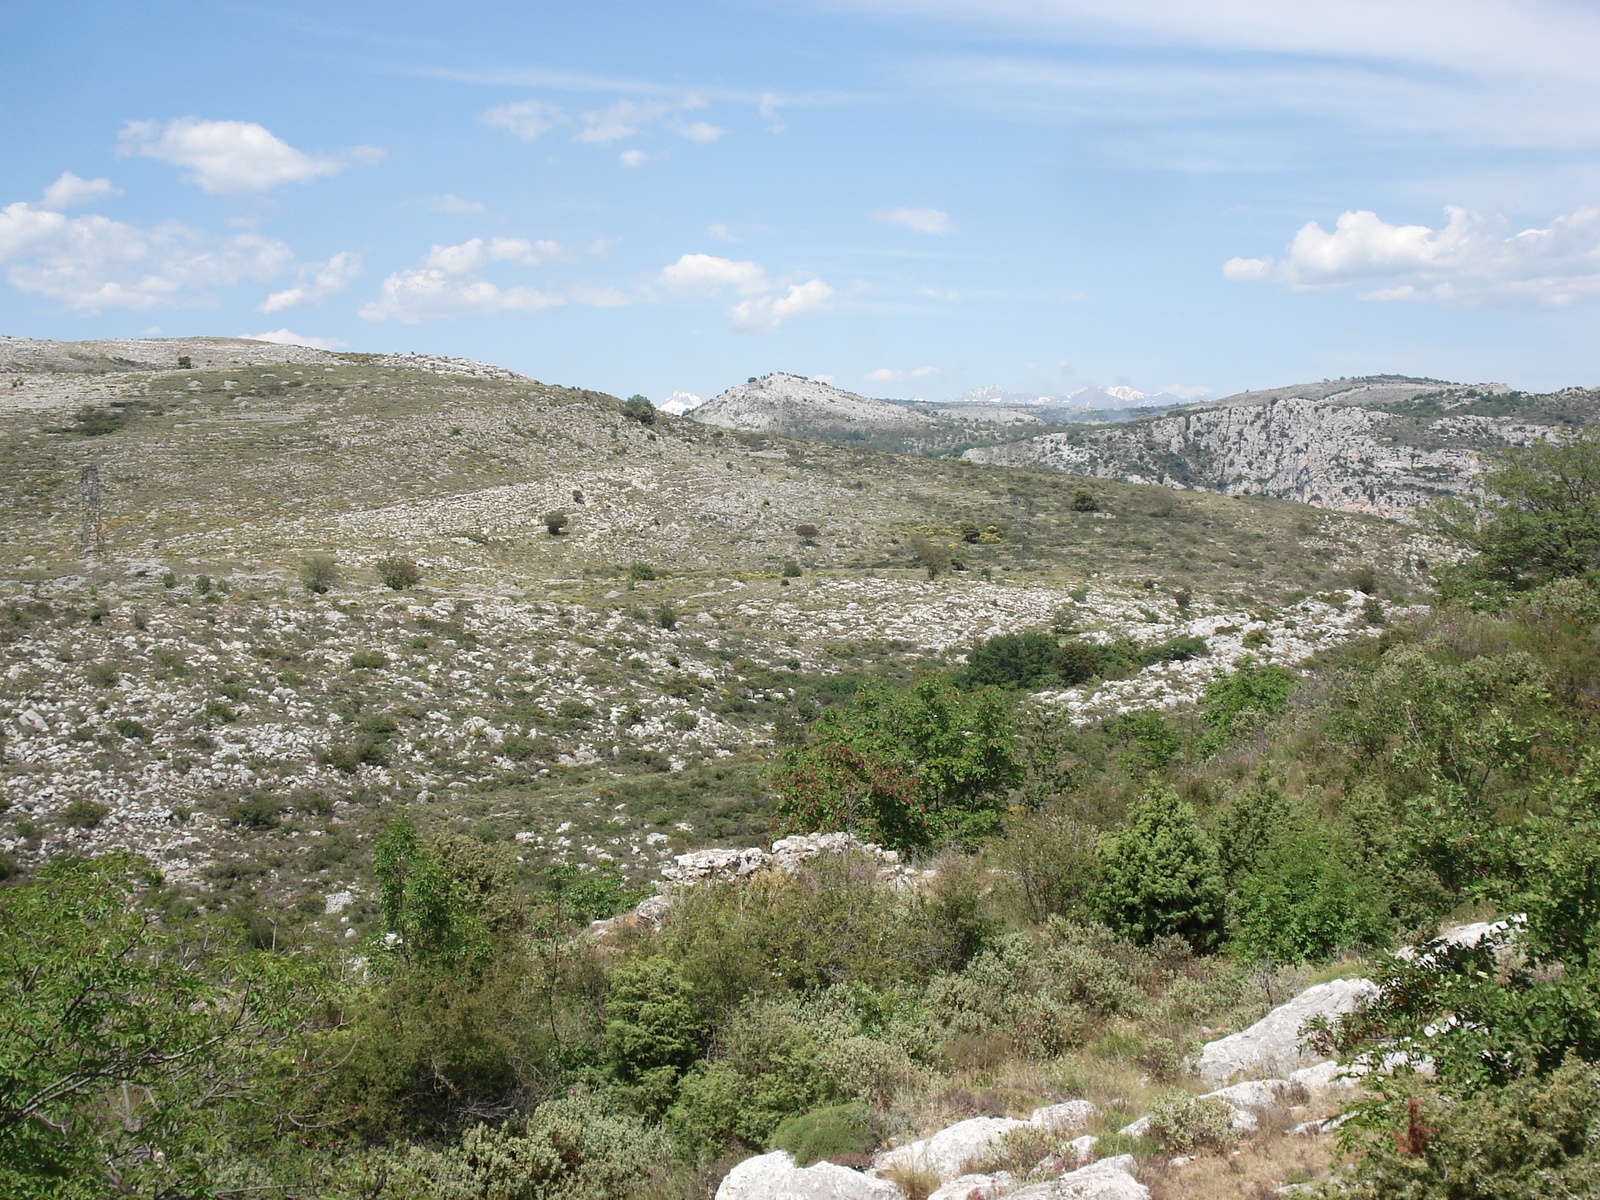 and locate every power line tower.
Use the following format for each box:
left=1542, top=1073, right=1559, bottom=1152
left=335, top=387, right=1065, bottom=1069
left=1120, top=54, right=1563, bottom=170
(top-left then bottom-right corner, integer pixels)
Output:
left=79, top=464, right=104, bottom=557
